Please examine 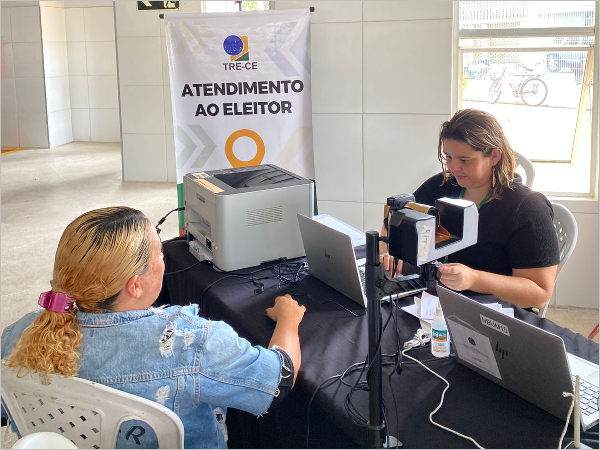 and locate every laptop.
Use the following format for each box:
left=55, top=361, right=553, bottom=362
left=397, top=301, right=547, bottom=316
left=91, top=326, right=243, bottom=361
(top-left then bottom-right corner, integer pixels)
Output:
left=297, top=213, right=371, bottom=307
left=437, top=285, right=599, bottom=431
